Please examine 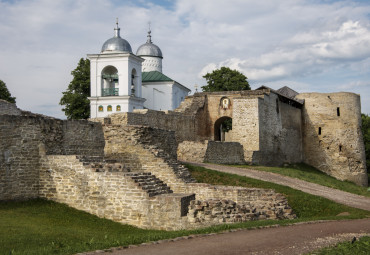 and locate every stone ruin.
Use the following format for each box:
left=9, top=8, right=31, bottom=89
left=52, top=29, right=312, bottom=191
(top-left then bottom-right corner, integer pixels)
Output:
left=0, top=98, right=295, bottom=230
left=0, top=85, right=367, bottom=229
